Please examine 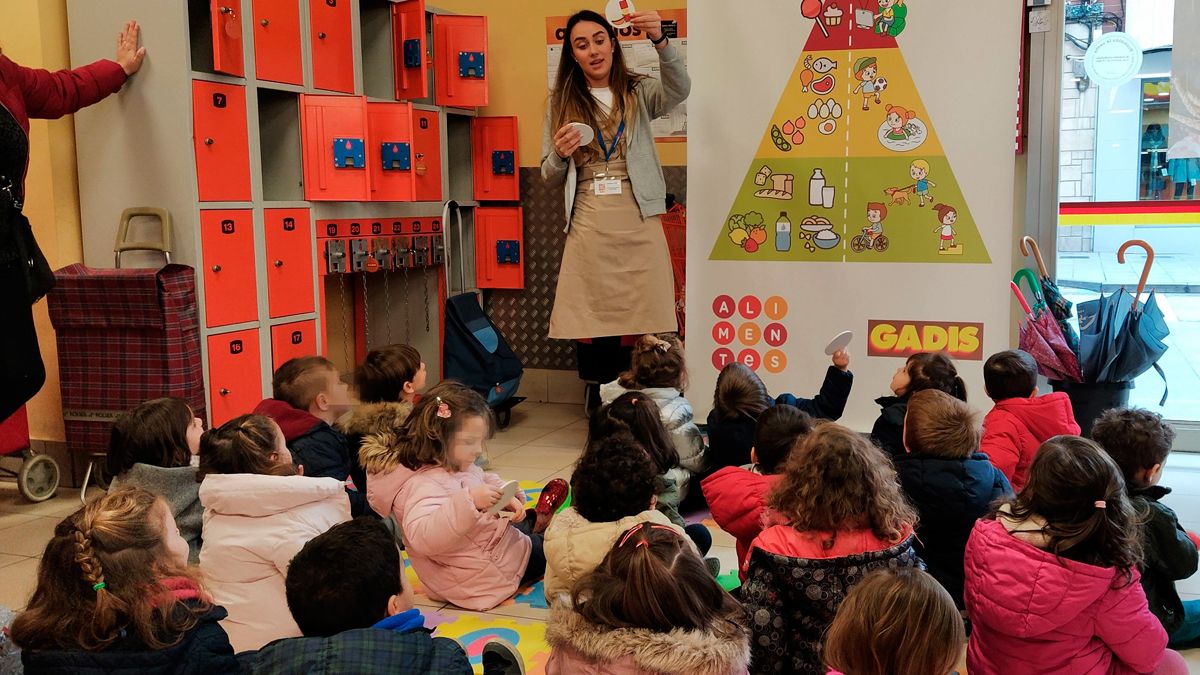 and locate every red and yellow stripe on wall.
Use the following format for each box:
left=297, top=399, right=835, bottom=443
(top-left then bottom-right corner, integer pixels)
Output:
left=1060, top=201, right=1200, bottom=227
